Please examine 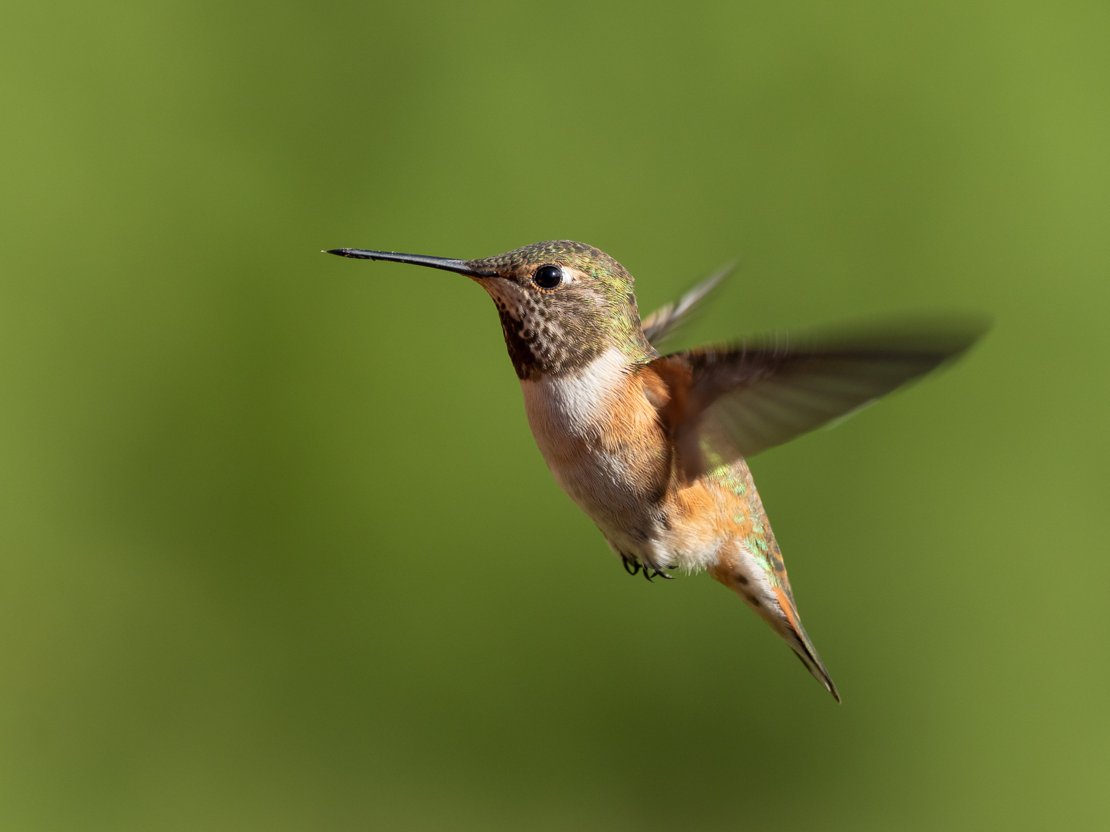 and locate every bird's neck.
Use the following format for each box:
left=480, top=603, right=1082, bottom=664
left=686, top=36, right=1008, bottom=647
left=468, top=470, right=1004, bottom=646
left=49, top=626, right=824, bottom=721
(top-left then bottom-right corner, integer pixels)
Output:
left=496, top=308, right=654, bottom=381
